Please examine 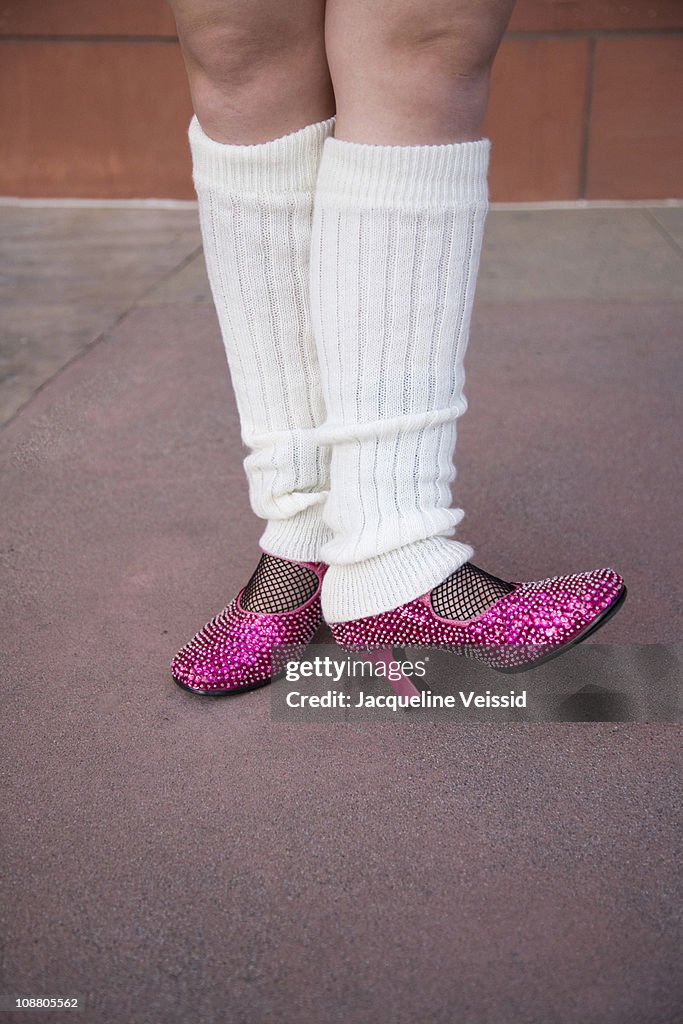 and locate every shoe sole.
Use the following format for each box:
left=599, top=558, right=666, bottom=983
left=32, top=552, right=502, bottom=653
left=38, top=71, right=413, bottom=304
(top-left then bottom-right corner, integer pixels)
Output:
left=172, top=671, right=281, bottom=698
